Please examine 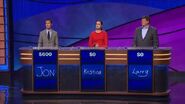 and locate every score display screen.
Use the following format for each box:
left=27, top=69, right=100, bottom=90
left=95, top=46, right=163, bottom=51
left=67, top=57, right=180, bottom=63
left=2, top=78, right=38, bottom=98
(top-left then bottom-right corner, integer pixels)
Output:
left=128, top=50, right=153, bottom=92
left=80, top=50, right=105, bottom=91
left=33, top=50, right=58, bottom=91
